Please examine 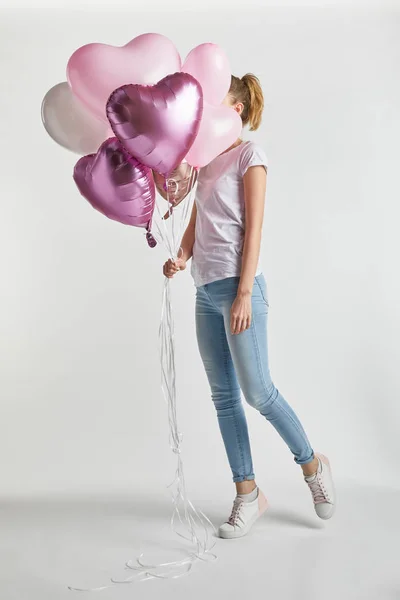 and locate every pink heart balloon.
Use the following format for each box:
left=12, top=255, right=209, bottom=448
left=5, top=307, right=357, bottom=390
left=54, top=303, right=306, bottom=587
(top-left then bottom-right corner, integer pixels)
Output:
left=67, top=33, right=181, bottom=123
left=185, top=102, right=243, bottom=169
left=182, top=43, right=231, bottom=106
left=73, top=137, right=155, bottom=228
left=153, top=161, right=198, bottom=208
left=106, top=72, right=203, bottom=178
